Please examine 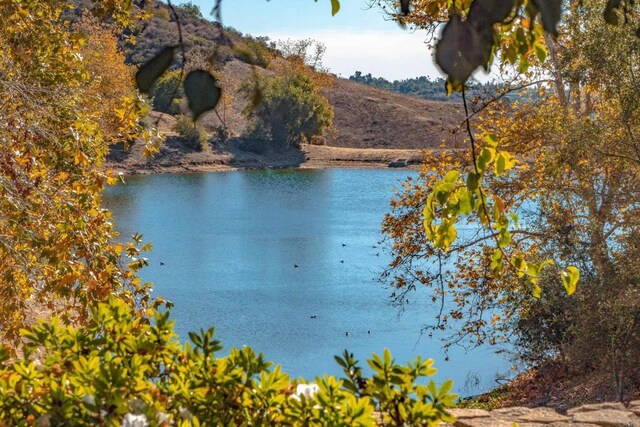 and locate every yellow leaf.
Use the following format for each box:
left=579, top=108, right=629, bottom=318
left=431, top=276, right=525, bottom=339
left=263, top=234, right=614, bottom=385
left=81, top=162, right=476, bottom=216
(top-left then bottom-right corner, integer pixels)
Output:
left=561, top=266, right=579, bottom=295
